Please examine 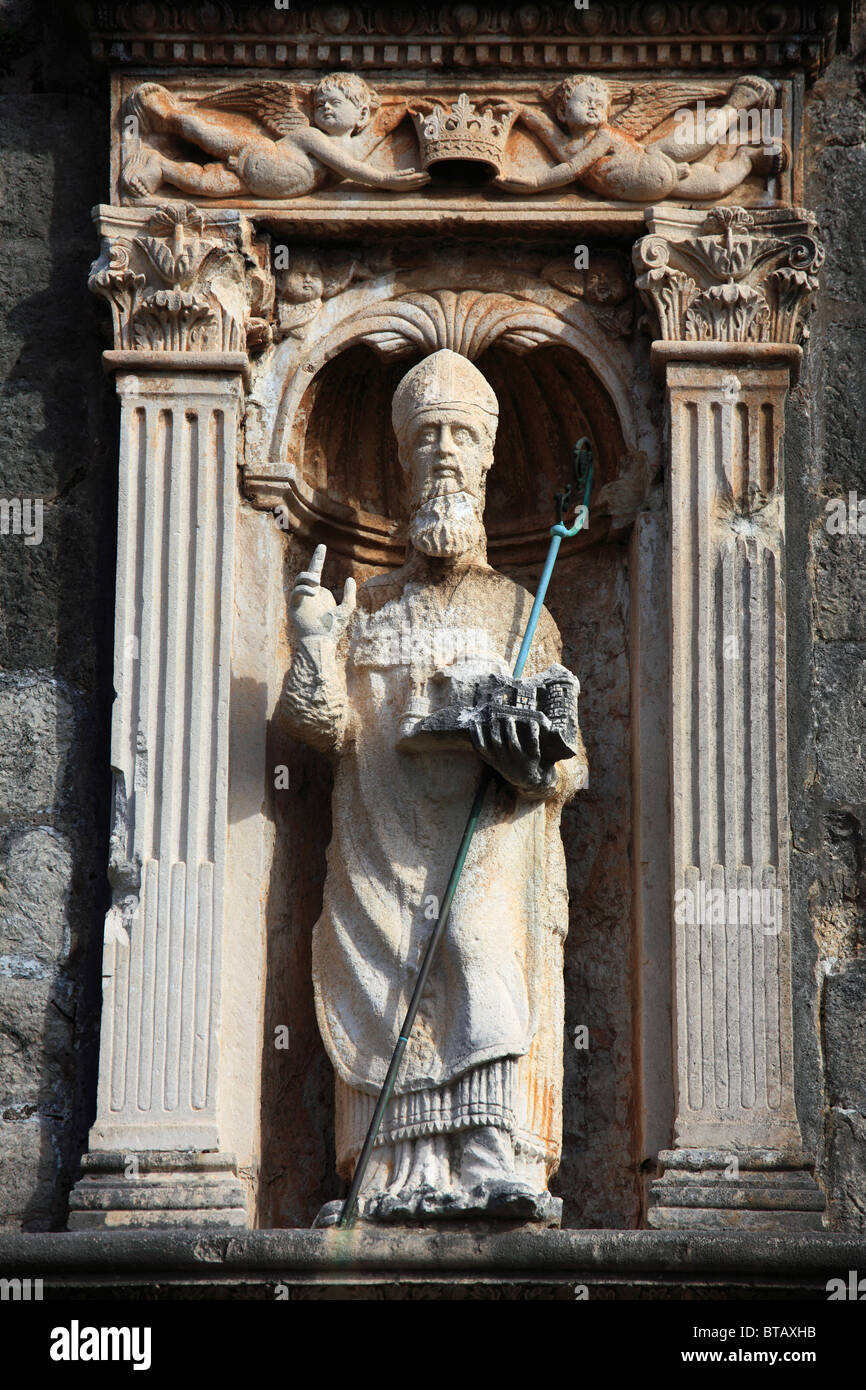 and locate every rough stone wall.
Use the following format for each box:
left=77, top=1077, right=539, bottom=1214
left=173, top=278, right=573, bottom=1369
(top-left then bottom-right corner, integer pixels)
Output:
left=789, top=3, right=866, bottom=1229
left=0, top=1, right=115, bottom=1228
